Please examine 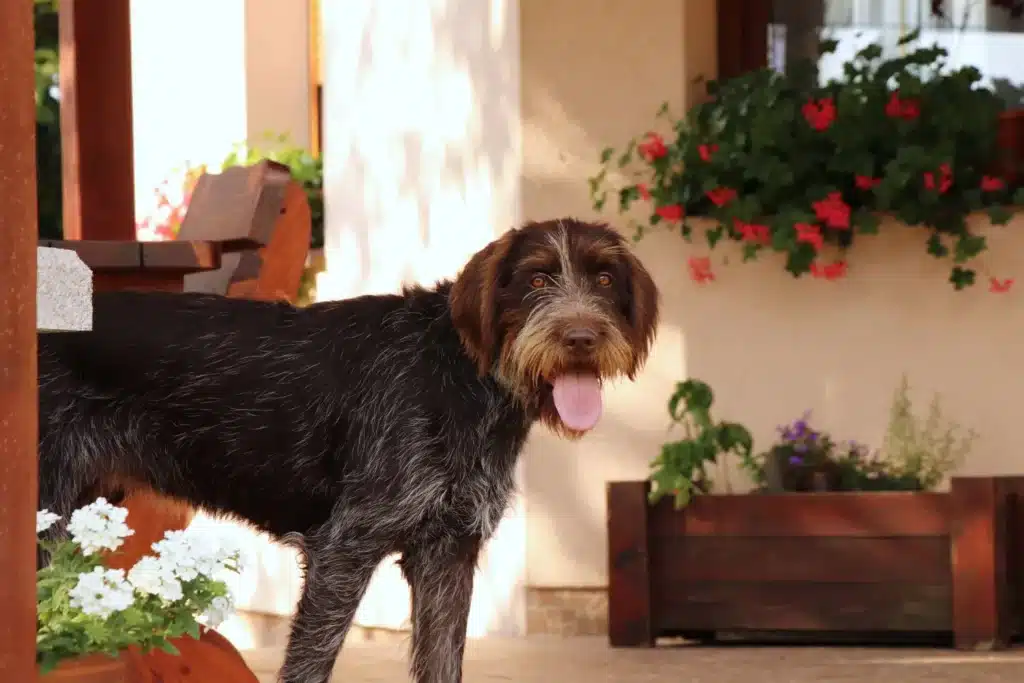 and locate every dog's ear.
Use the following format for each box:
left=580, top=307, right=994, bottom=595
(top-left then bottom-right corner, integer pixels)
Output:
left=450, top=231, right=517, bottom=375
left=622, top=248, right=660, bottom=379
